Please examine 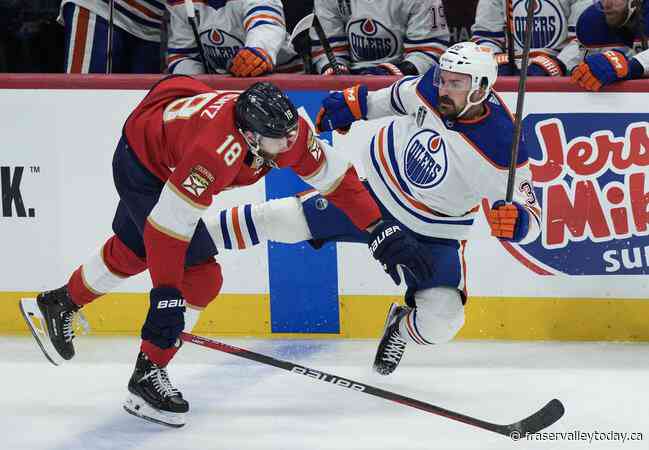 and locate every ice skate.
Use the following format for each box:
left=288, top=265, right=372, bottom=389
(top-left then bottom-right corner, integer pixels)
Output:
left=373, top=303, right=410, bottom=375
